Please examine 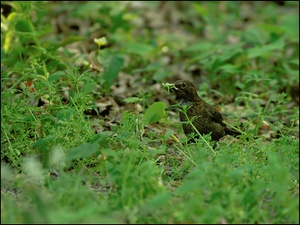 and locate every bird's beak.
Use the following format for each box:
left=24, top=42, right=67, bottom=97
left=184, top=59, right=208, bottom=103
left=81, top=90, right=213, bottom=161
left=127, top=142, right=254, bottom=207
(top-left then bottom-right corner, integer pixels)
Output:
left=170, top=83, right=177, bottom=90
left=162, top=82, right=177, bottom=92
